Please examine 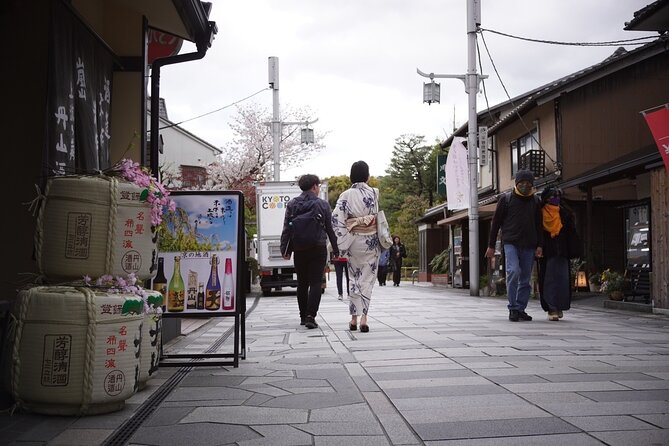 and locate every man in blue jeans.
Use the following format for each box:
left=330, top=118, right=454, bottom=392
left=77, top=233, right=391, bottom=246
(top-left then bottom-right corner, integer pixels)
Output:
left=485, top=170, right=543, bottom=321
